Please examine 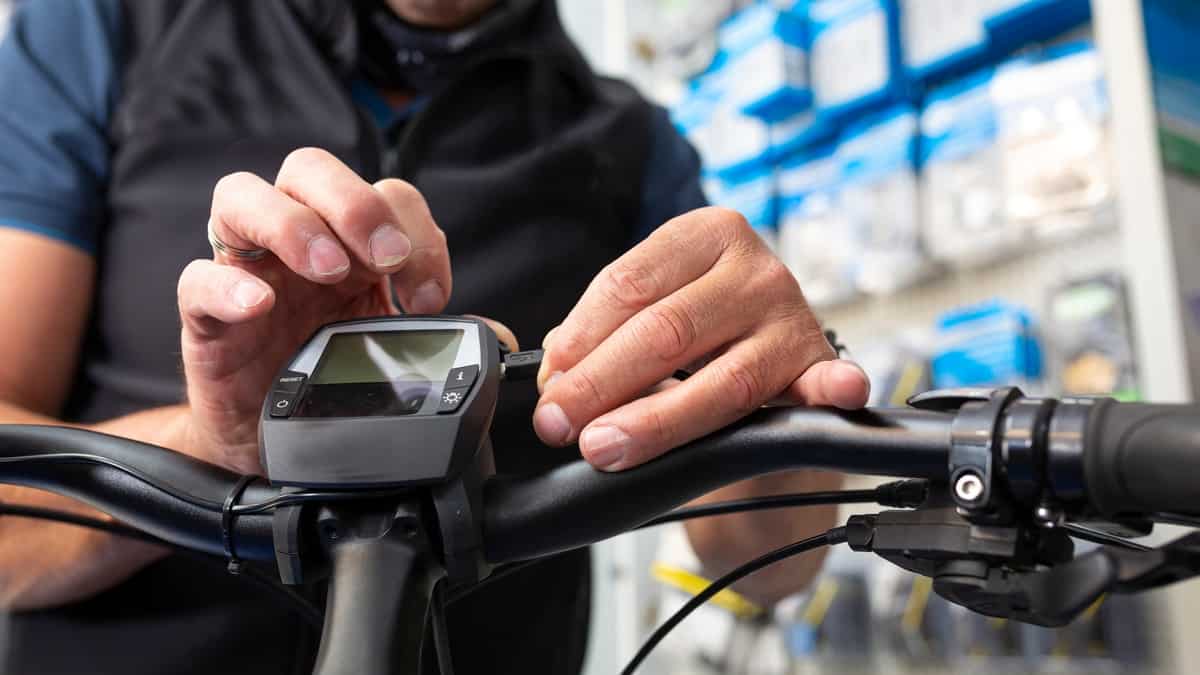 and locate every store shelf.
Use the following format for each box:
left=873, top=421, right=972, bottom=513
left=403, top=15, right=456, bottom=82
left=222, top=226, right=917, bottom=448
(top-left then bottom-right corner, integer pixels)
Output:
left=816, top=226, right=1123, bottom=358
